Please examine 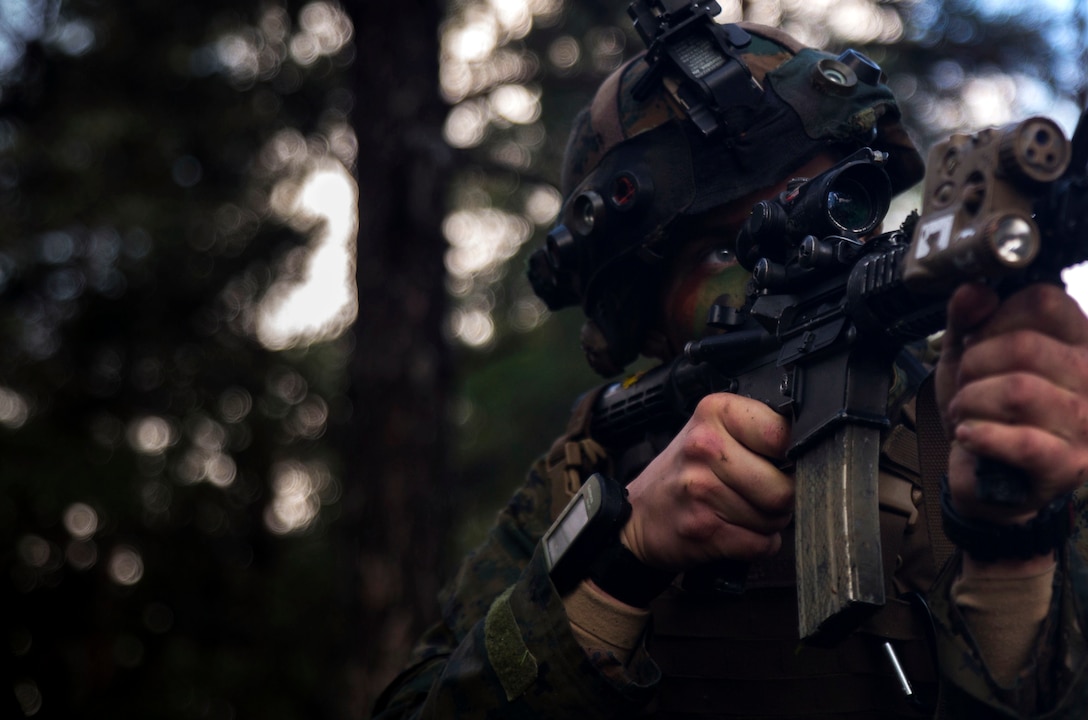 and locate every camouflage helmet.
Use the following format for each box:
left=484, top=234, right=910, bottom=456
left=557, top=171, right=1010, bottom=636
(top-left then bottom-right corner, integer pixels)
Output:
left=527, top=18, right=924, bottom=377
